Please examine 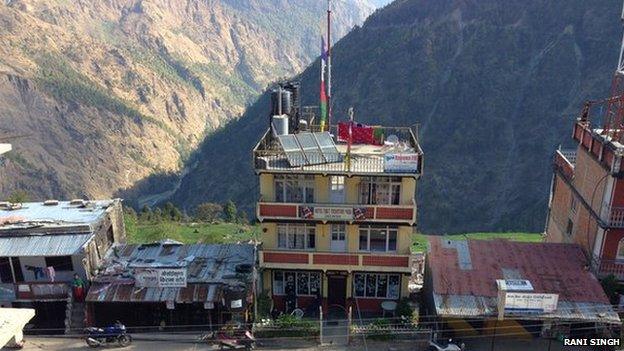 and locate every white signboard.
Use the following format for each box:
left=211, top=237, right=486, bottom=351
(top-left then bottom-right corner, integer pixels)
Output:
left=135, top=268, right=187, bottom=288
left=504, top=292, right=558, bottom=314
left=384, top=153, right=419, bottom=173
left=313, top=206, right=354, bottom=220
left=497, top=279, right=534, bottom=291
